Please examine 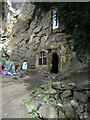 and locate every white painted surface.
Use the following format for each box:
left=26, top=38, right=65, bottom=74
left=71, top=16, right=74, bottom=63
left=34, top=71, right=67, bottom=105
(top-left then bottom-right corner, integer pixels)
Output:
left=53, top=10, right=59, bottom=30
